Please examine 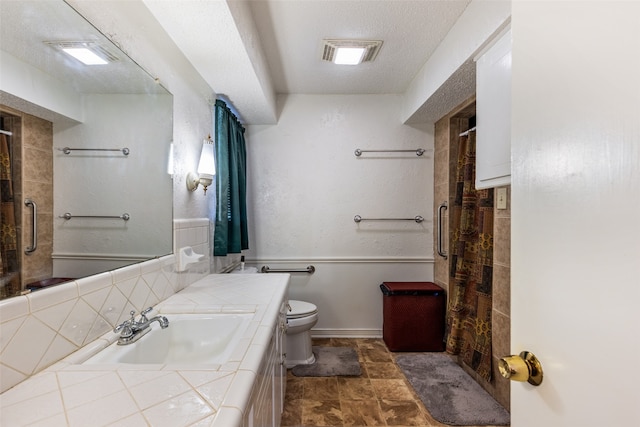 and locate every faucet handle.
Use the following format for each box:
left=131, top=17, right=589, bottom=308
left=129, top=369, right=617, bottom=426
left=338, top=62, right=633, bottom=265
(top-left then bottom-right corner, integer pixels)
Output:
left=114, top=321, right=127, bottom=332
left=140, top=307, right=153, bottom=322
left=114, top=317, right=134, bottom=337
